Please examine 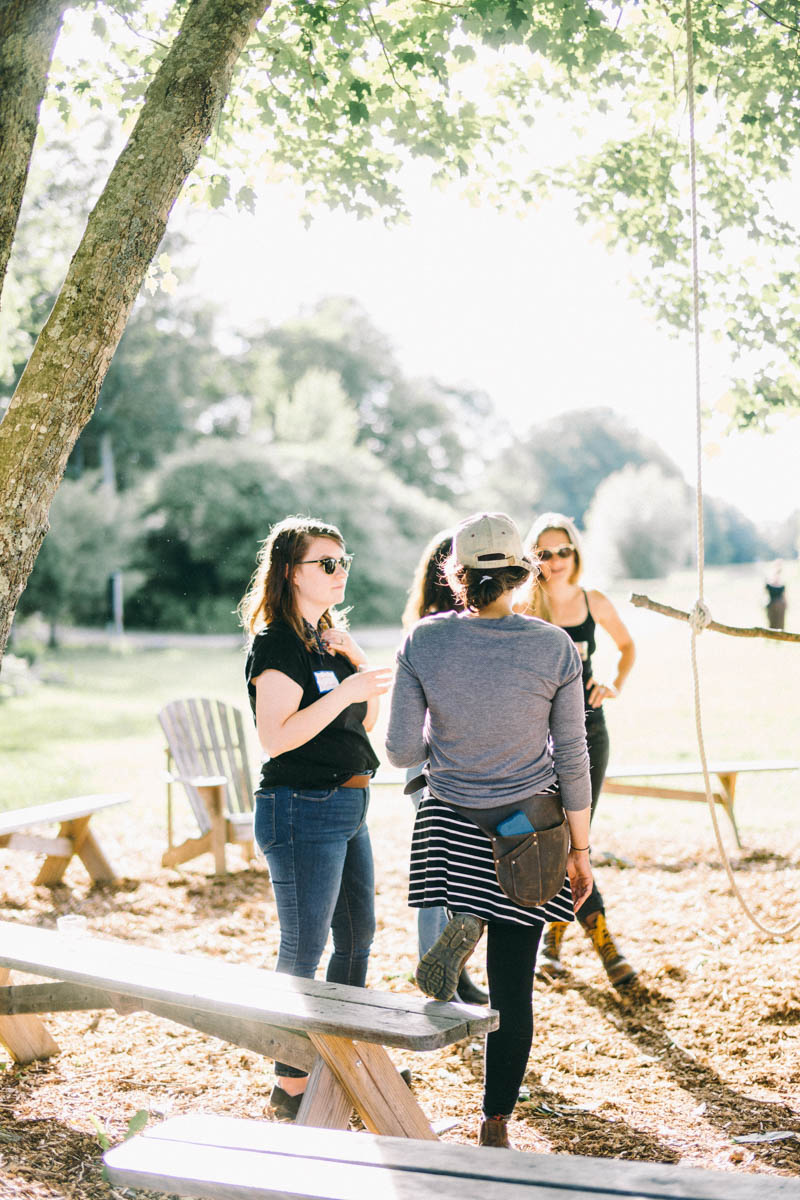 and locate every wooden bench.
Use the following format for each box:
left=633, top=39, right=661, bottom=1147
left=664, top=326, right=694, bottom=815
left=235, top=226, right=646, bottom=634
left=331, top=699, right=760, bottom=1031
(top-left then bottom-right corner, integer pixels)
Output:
left=603, top=760, right=800, bottom=848
left=0, top=794, right=131, bottom=885
left=105, top=1114, right=800, bottom=1200
left=0, top=920, right=495, bottom=1139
